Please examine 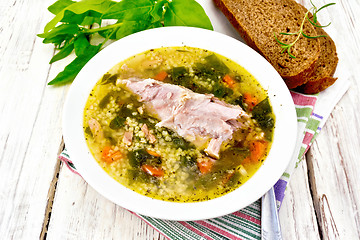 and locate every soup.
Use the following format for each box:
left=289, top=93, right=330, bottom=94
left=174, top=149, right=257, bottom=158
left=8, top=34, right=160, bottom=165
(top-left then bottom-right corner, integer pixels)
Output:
left=83, top=46, right=275, bottom=202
